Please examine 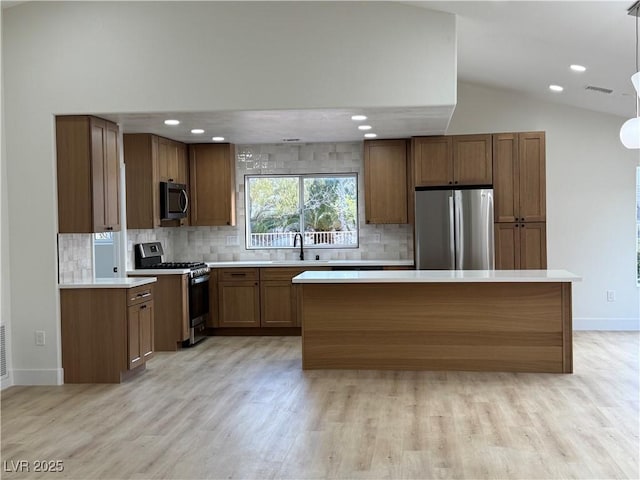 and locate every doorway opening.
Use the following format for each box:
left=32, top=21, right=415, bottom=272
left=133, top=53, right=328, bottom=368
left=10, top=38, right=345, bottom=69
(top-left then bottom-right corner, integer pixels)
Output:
left=94, top=232, right=120, bottom=278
